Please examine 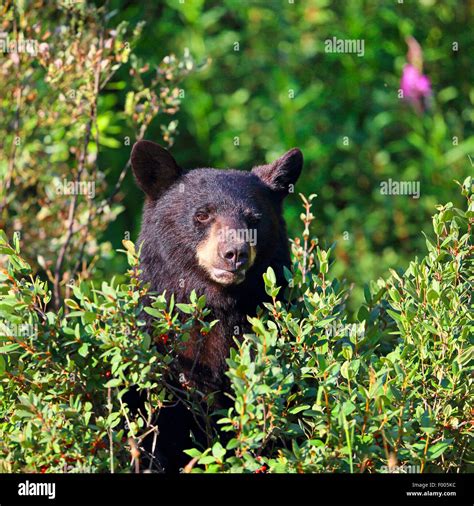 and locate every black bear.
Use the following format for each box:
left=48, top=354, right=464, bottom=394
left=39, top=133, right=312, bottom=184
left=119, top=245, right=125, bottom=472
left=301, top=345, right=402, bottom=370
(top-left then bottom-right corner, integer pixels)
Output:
left=130, top=140, right=303, bottom=471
